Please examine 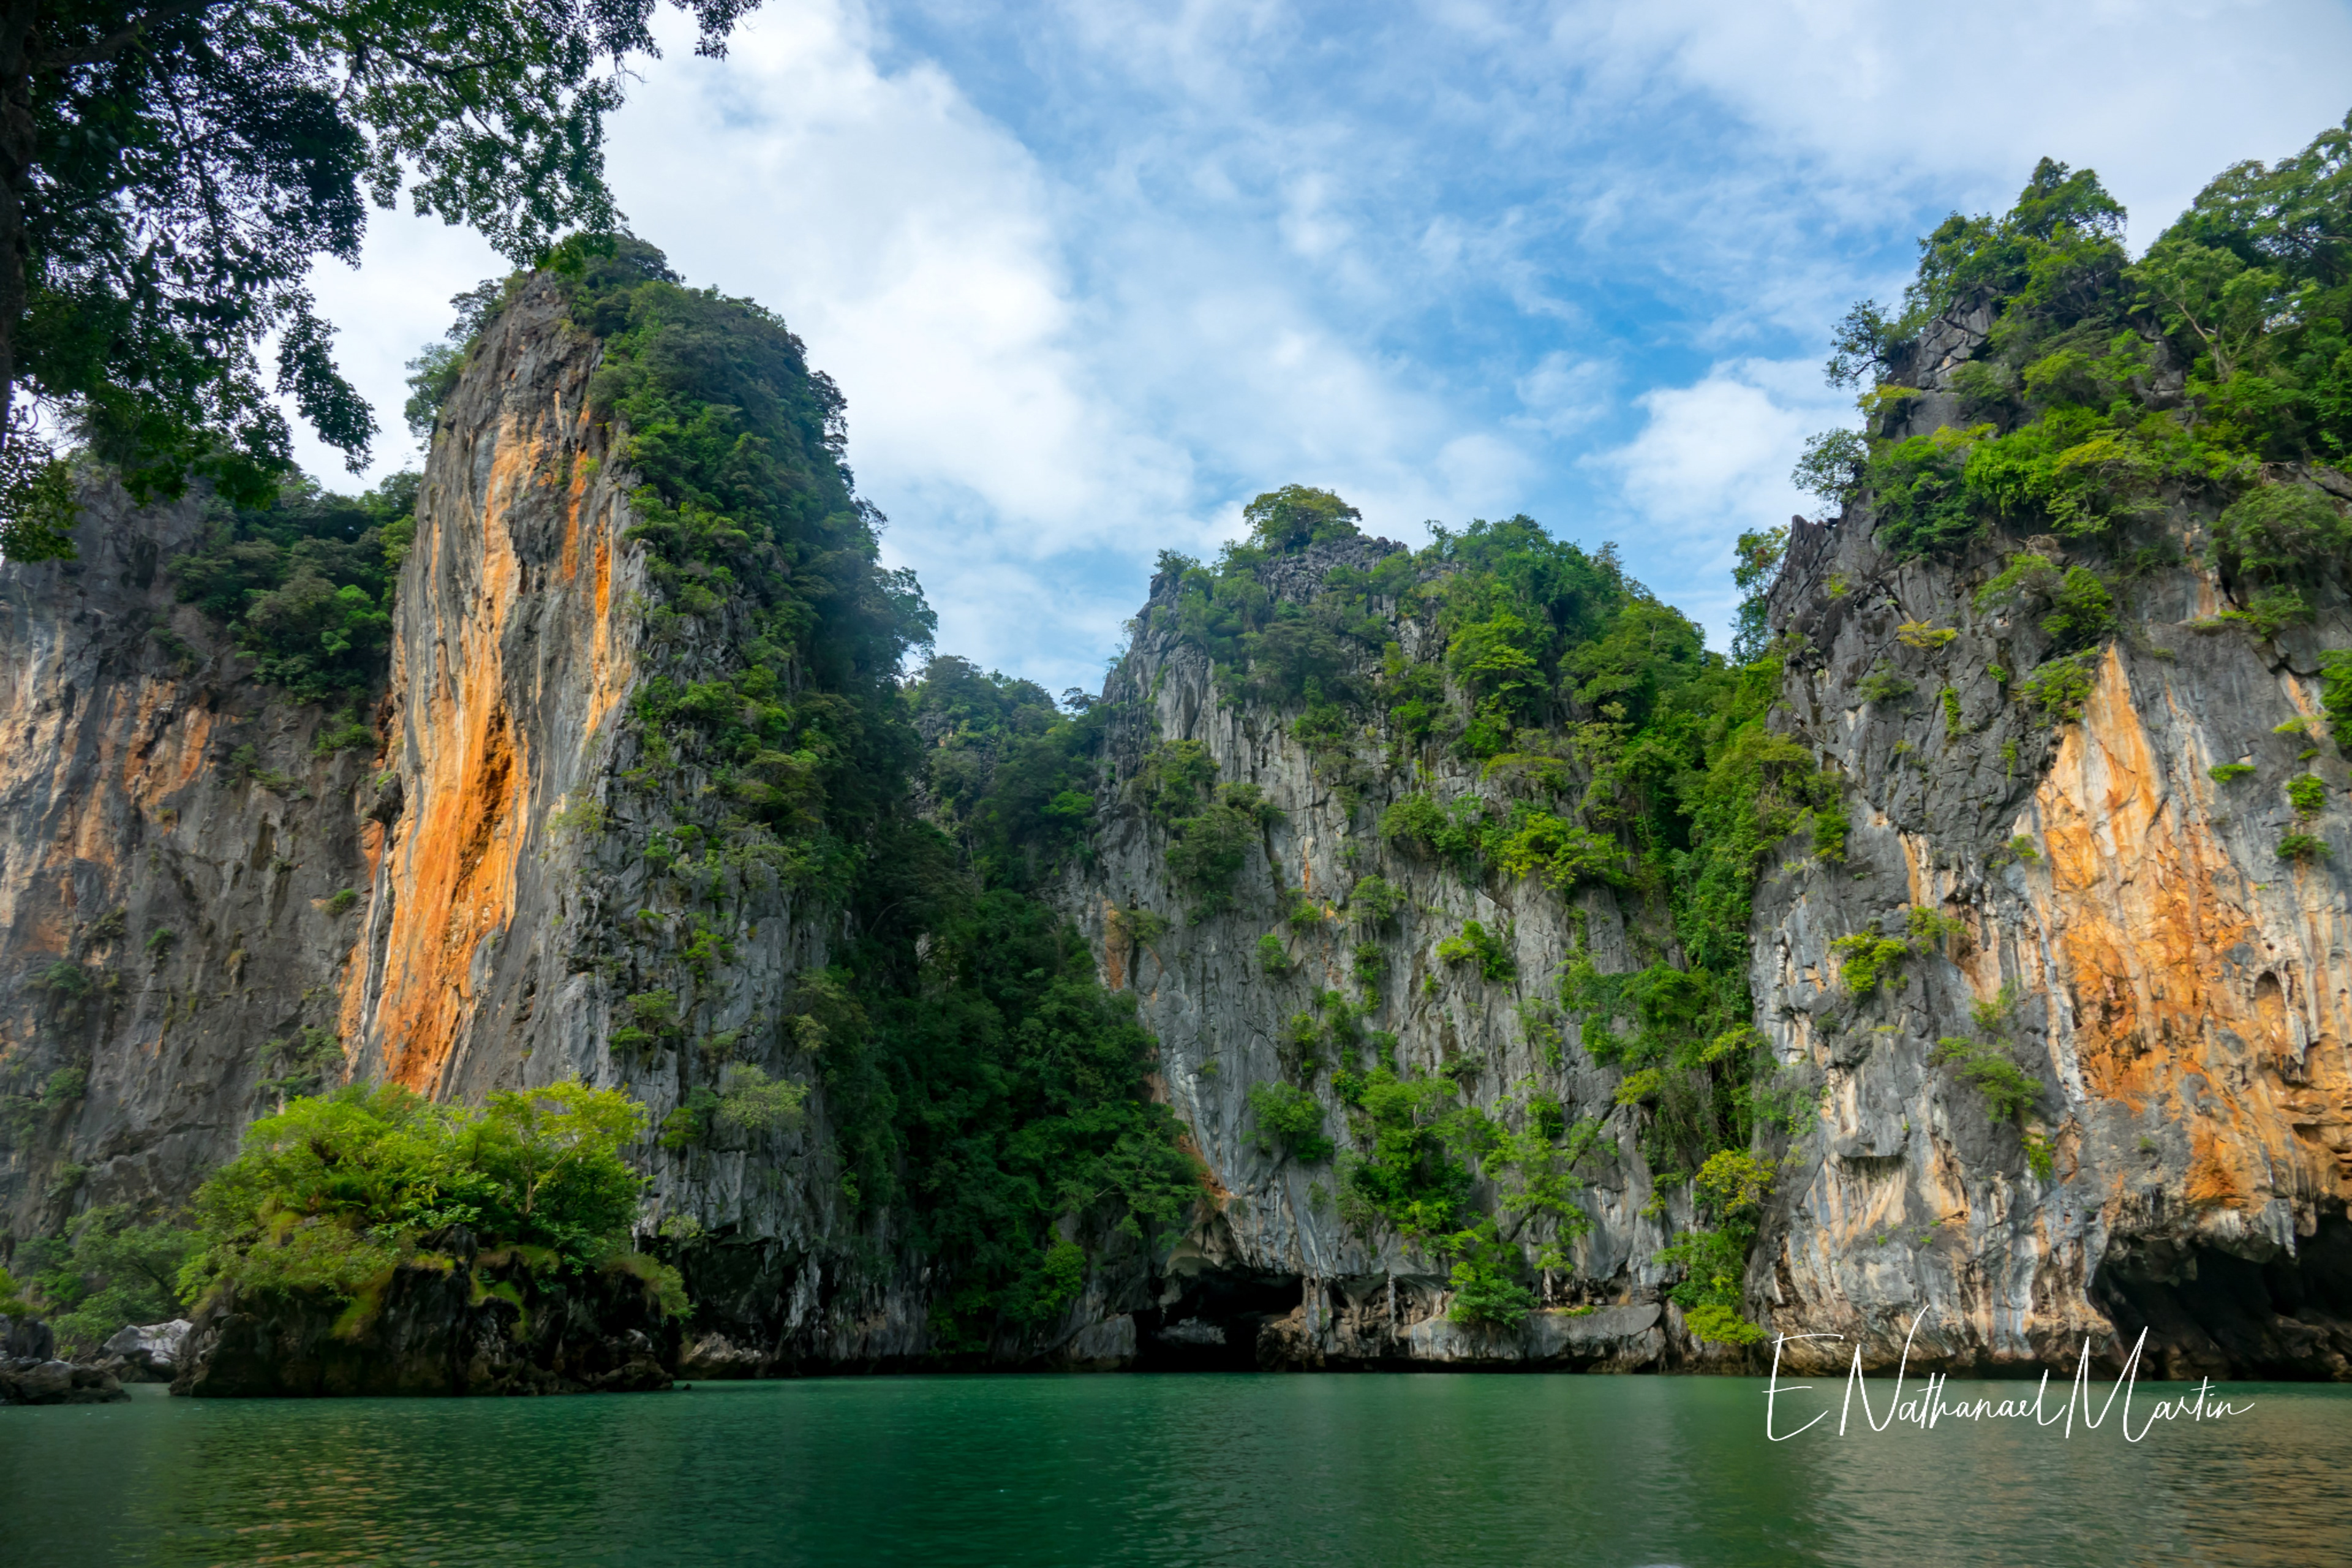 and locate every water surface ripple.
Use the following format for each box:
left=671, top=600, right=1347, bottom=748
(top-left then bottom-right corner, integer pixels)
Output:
left=4, top=1374, right=2346, bottom=1566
